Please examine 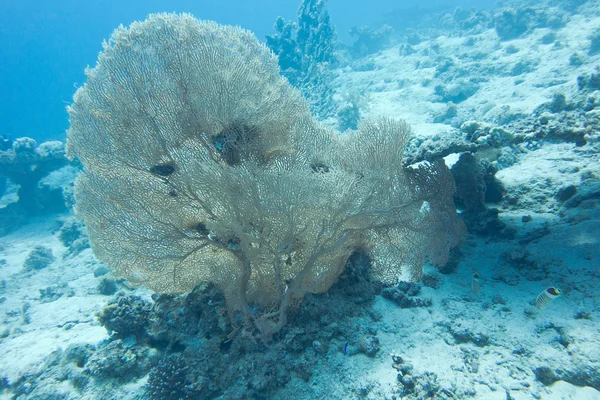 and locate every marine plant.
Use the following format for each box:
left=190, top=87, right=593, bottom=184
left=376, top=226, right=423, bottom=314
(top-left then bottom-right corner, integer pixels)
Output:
left=67, top=13, right=462, bottom=343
